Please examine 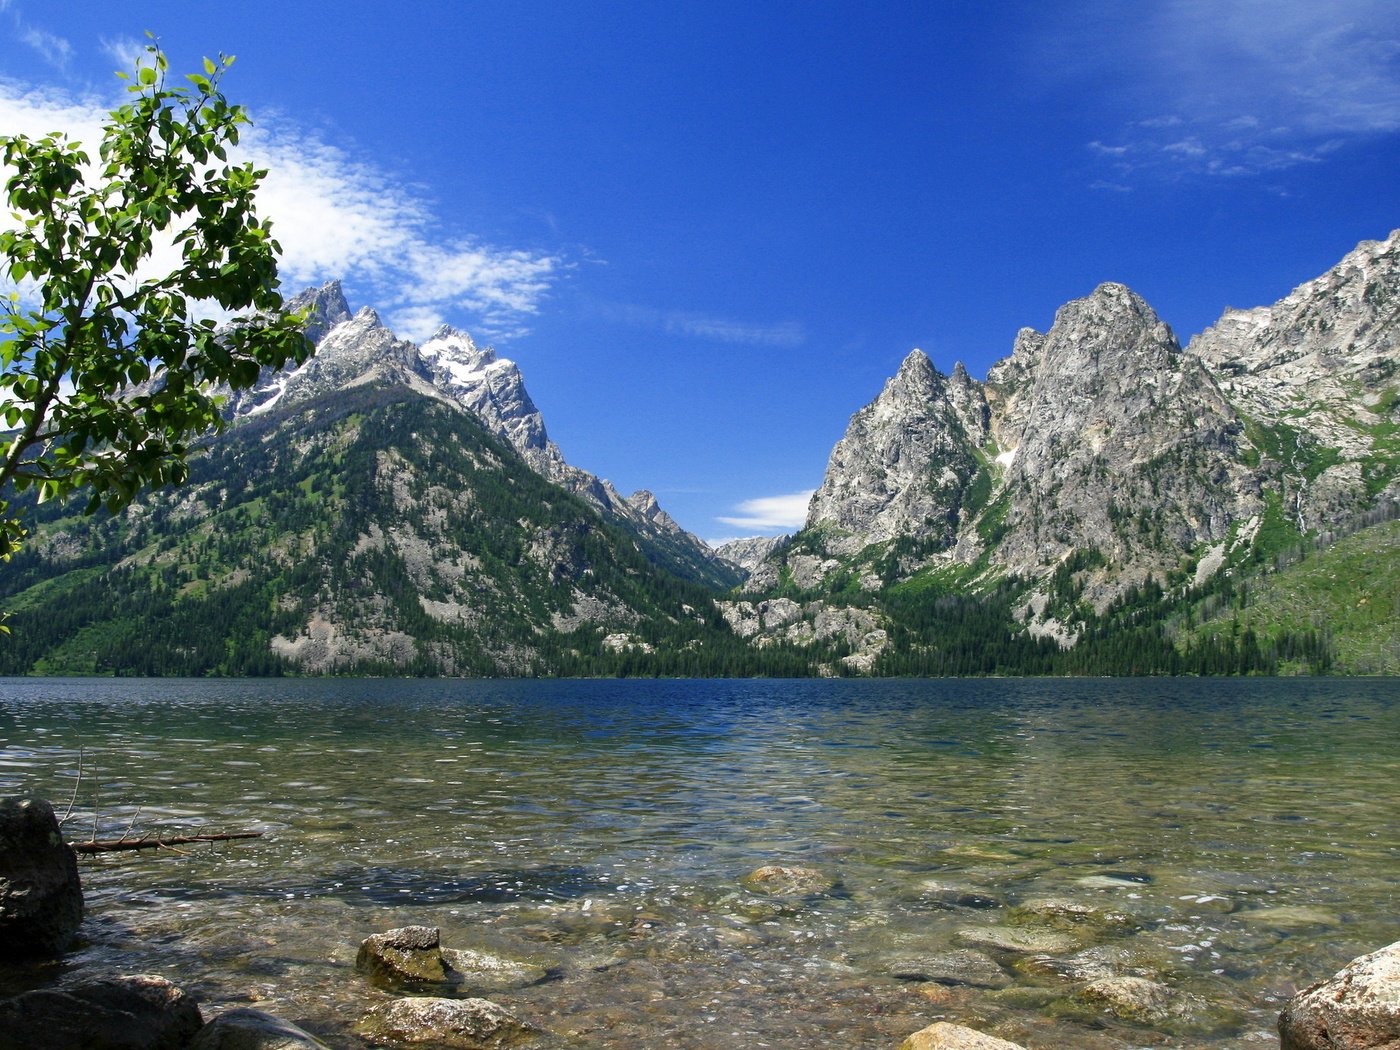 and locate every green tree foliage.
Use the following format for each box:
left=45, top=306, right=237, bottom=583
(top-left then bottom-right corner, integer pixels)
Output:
left=0, top=41, right=310, bottom=567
